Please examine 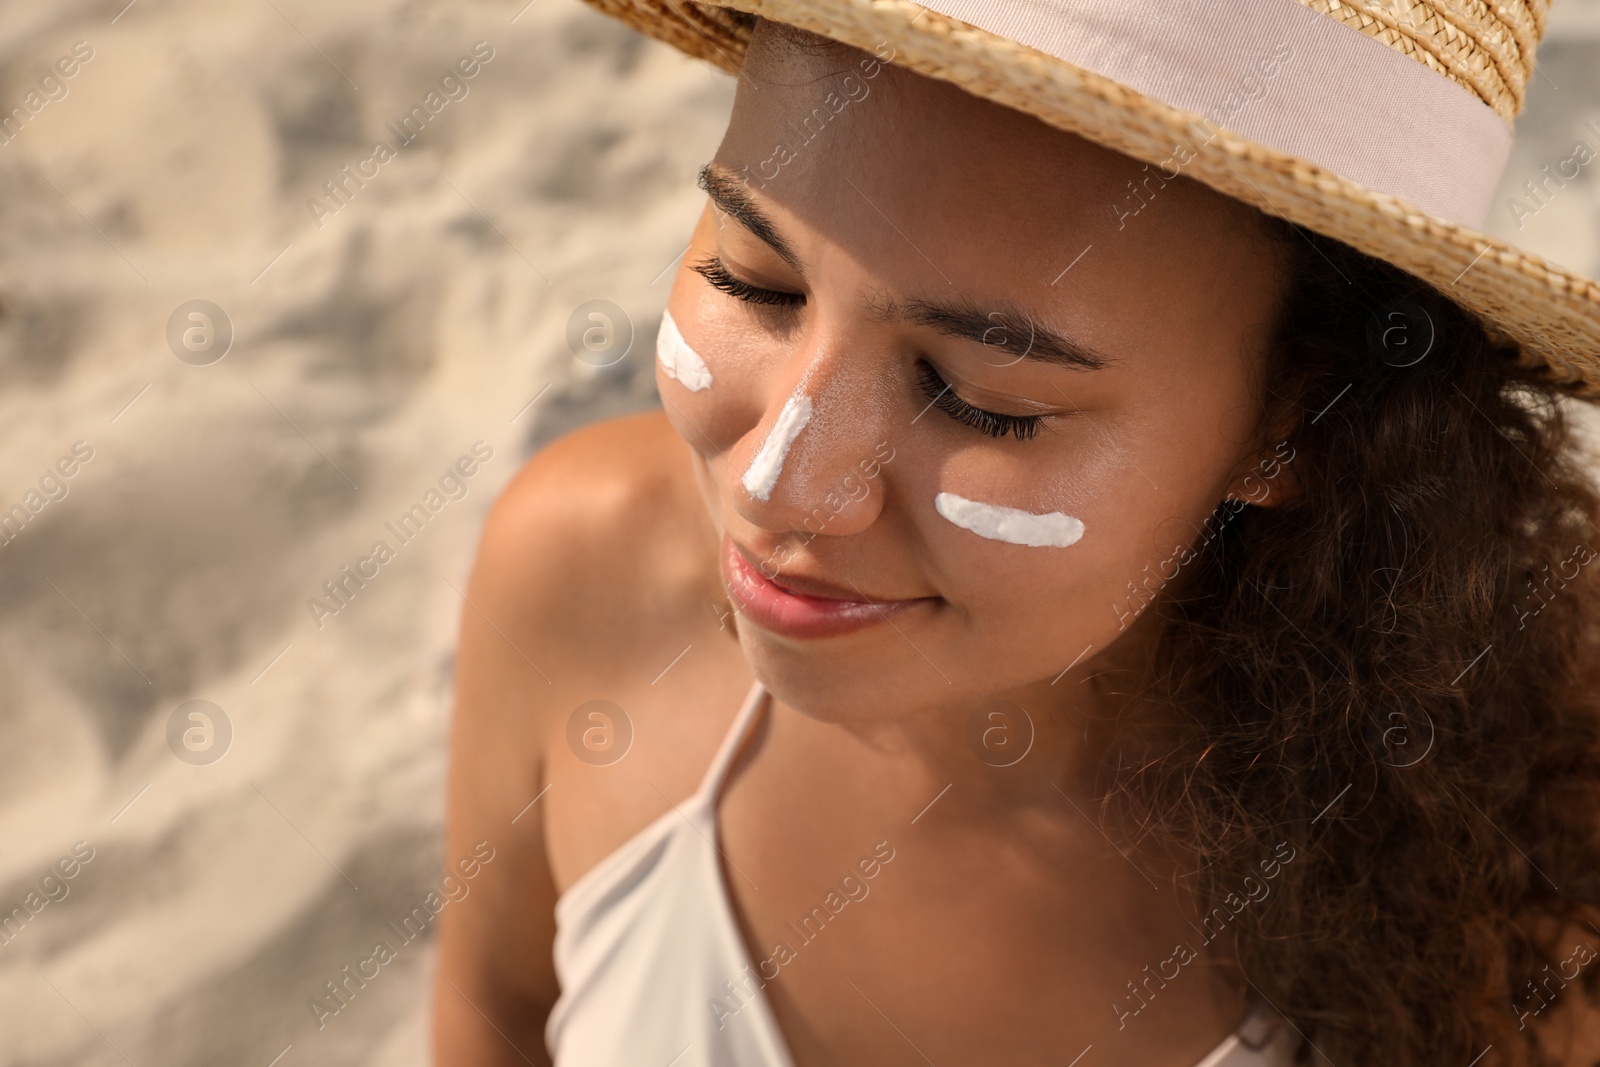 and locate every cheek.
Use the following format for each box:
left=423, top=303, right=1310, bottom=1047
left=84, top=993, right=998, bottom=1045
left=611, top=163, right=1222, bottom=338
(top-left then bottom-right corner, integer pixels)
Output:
left=657, top=280, right=795, bottom=459
left=915, top=427, right=1215, bottom=632
left=656, top=288, right=734, bottom=447
left=919, top=424, right=1124, bottom=557
left=656, top=308, right=713, bottom=391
